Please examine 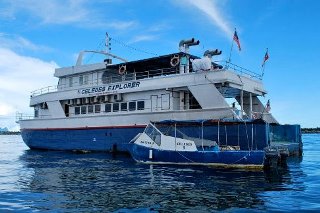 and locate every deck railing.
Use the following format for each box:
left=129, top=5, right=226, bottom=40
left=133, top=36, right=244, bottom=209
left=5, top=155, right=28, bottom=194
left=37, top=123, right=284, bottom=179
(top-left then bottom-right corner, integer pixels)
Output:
left=30, top=67, right=179, bottom=97
left=30, top=61, right=261, bottom=97
left=15, top=112, right=34, bottom=121
left=31, top=85, right=58, bottom=97
left=220, top=61, right=262, bottom=80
